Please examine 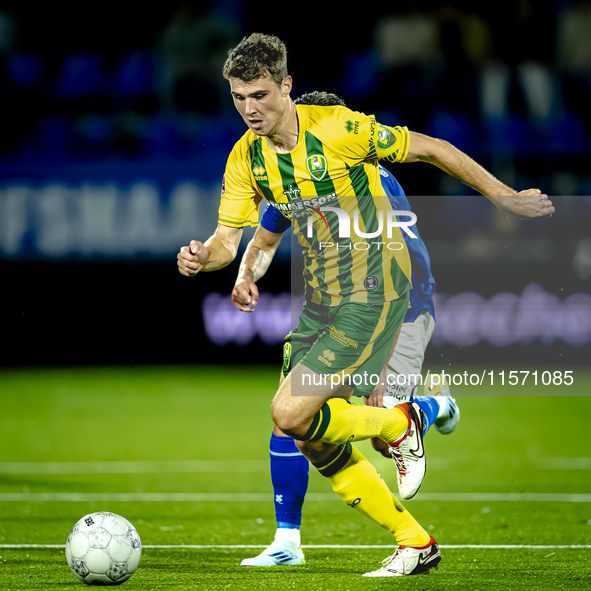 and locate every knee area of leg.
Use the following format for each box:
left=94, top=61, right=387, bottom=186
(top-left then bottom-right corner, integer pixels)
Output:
left=271, top=407, right=304, bottom=439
